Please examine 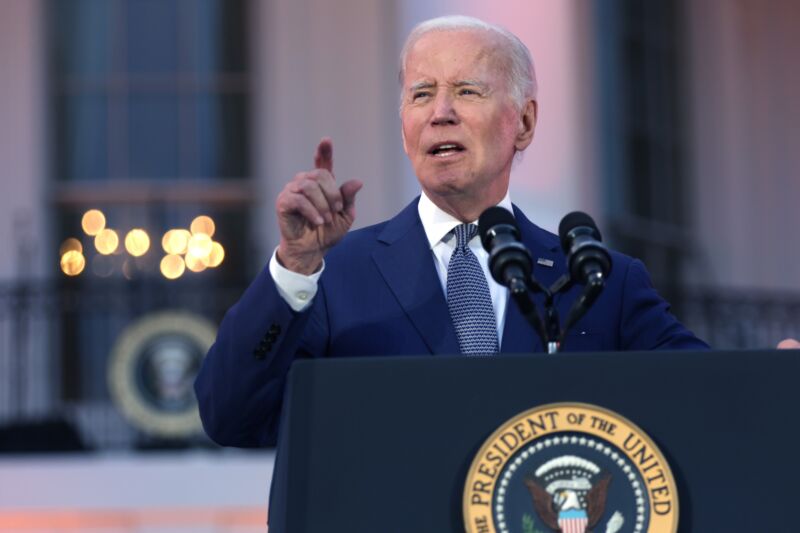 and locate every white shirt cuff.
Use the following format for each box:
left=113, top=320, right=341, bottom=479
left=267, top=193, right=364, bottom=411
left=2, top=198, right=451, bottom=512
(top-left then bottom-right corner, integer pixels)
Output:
left=268, top=248, right=324, bottom=312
